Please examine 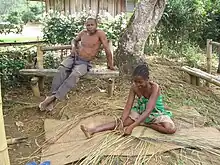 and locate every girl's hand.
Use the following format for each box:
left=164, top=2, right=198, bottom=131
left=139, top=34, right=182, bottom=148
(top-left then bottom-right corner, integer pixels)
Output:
left=123, top=126, right=133, bottom=136
left=116, top=123, right=124, bottom=134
